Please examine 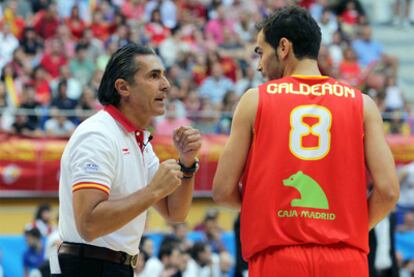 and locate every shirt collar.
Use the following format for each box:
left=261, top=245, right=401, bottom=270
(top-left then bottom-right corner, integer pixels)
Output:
left=104, top=105, right=143, bottom=133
